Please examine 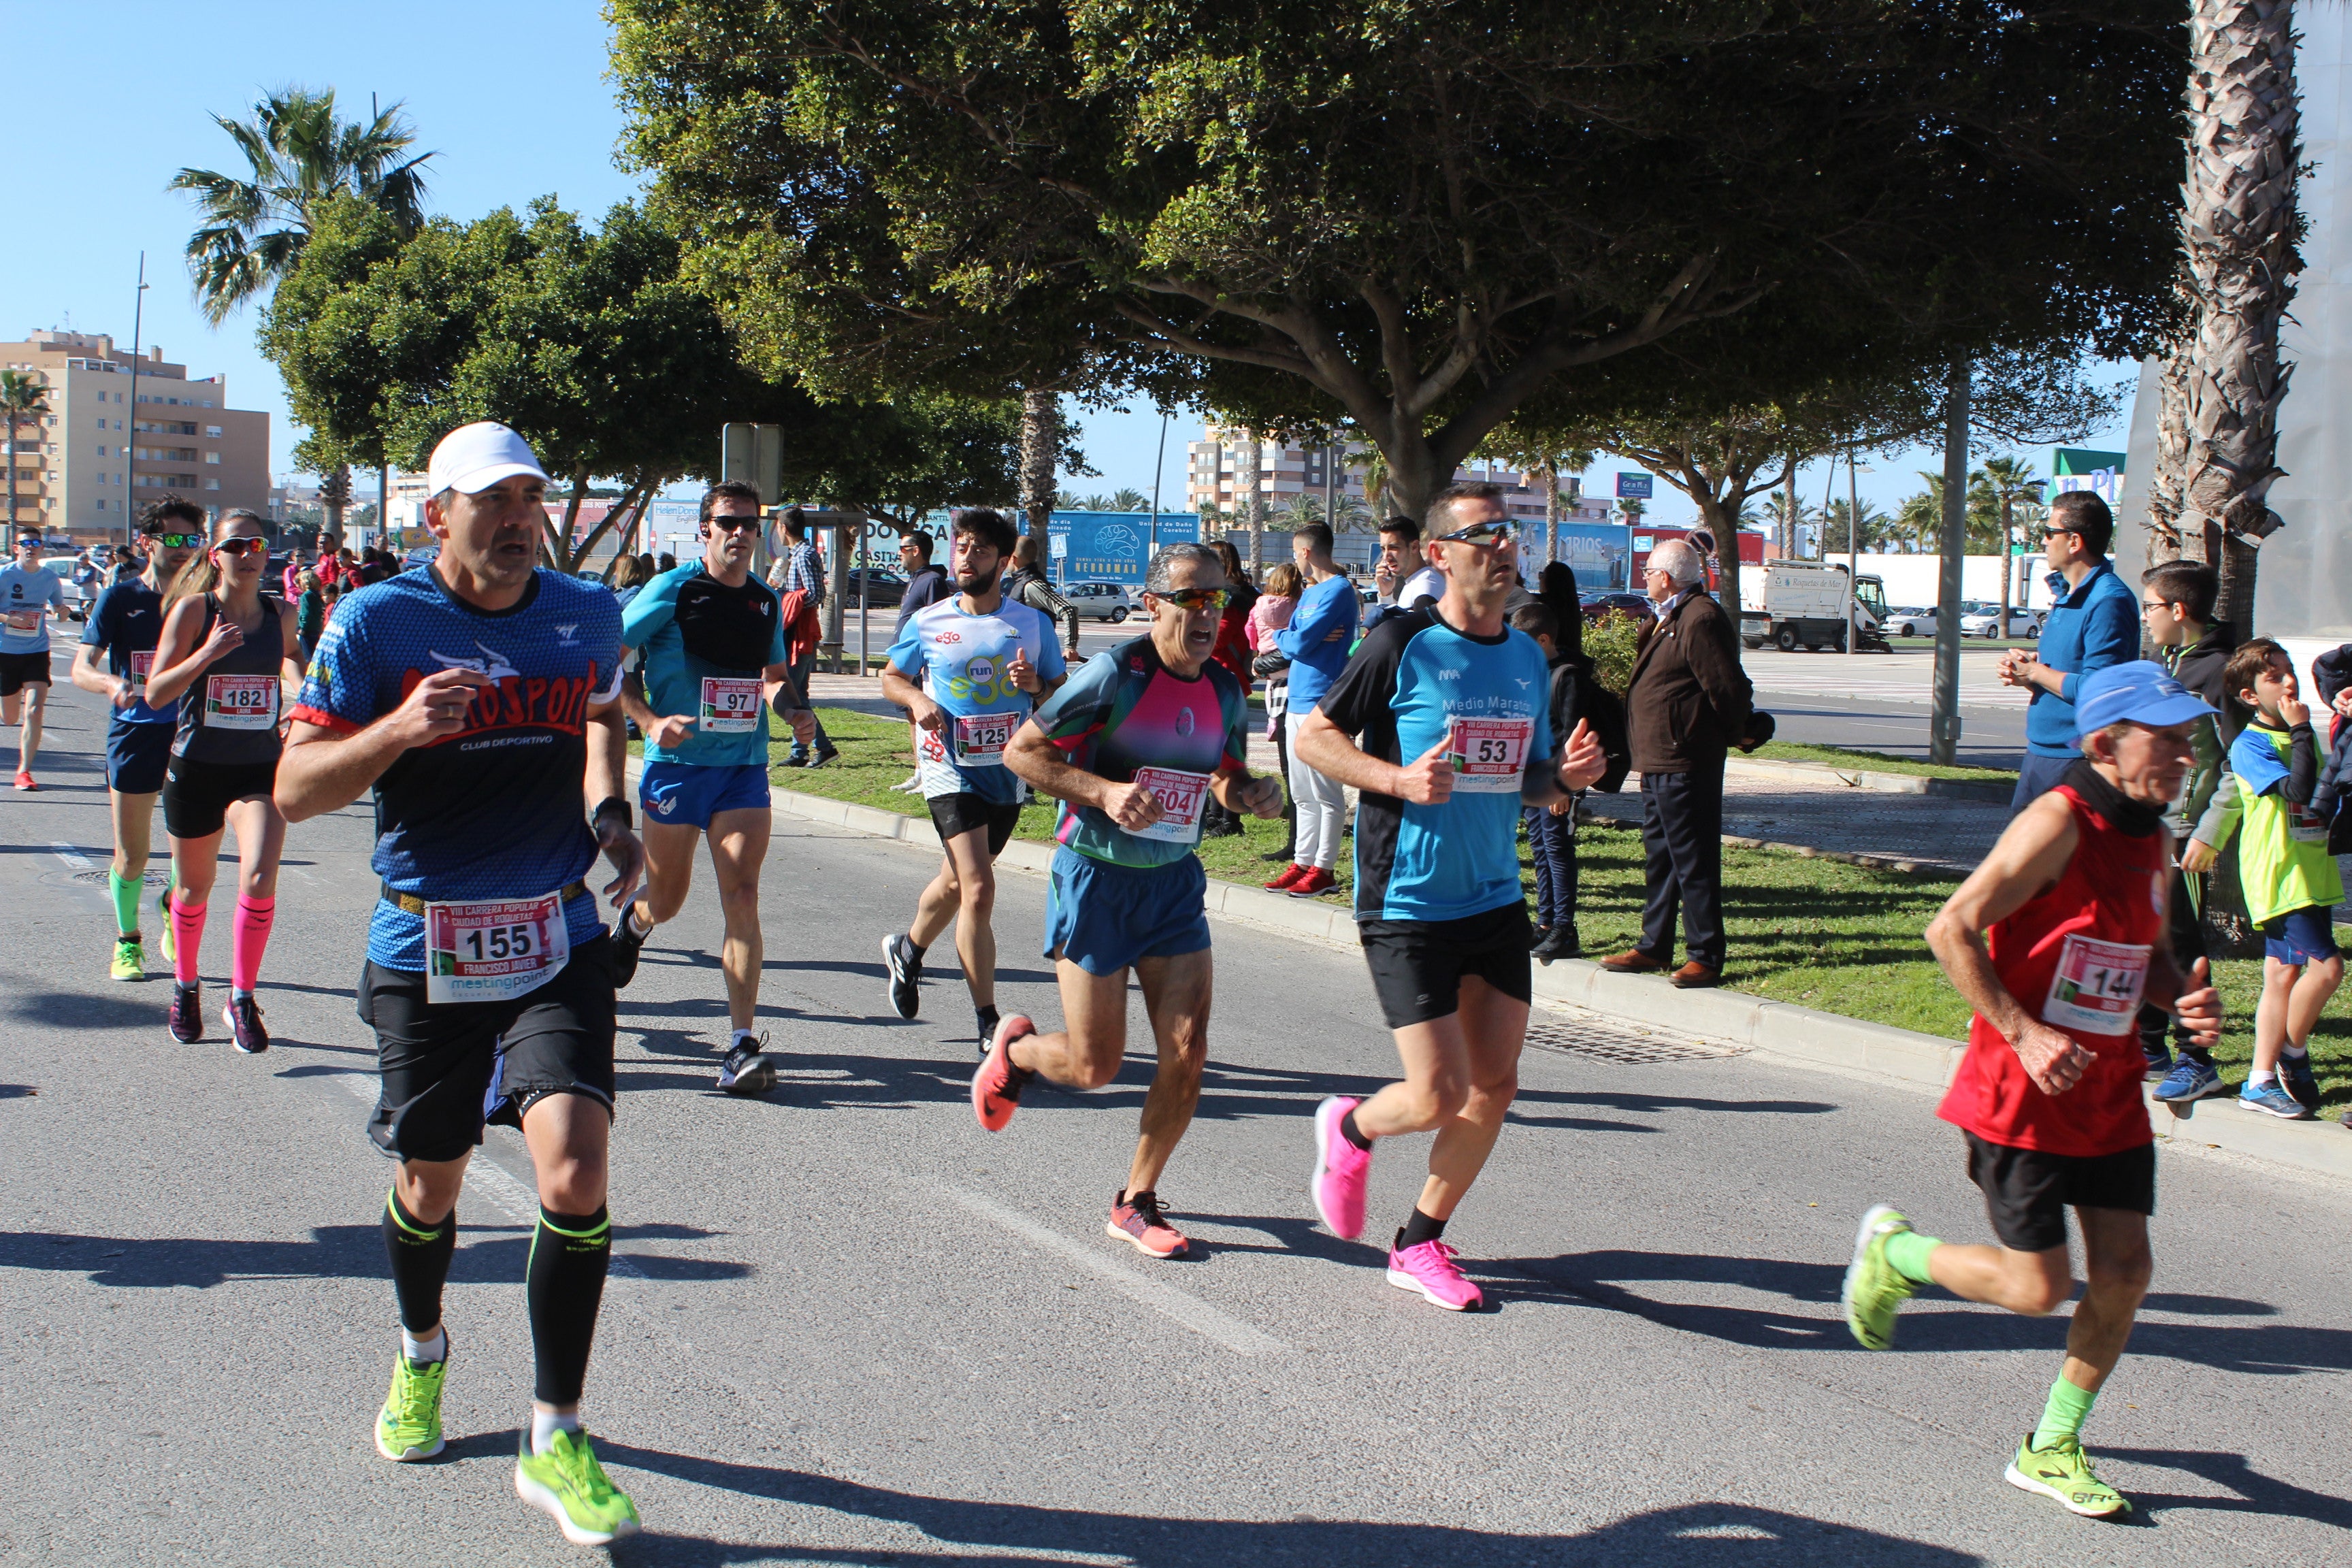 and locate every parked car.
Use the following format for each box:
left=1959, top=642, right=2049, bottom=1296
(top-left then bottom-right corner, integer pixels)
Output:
left=1580, top=592, right=1653, bottom=624
left=402, top=544, right=440, bottom=571
left=37, top=557, right=94, bottom=621
left=1064, top=581, right=1138, bottom=622
left=844, top=567, right=909, bottom=608
left=1880, top=606, right=1936, bottom=637
left=1959, top=605, right=2041, bottom=638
